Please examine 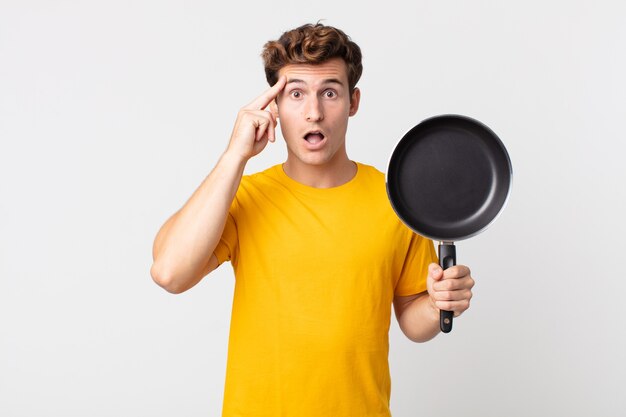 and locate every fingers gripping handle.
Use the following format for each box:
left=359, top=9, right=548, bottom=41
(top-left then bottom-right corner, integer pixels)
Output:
left=438, top=243, right=456, bottom=333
